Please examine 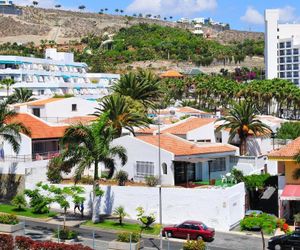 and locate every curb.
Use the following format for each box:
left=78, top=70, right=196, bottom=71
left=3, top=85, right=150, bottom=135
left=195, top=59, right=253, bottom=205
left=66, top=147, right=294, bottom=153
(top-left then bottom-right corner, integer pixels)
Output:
left=217, top=229, right=272, bottom=239
left=17, top=215, right=54, bottom=223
